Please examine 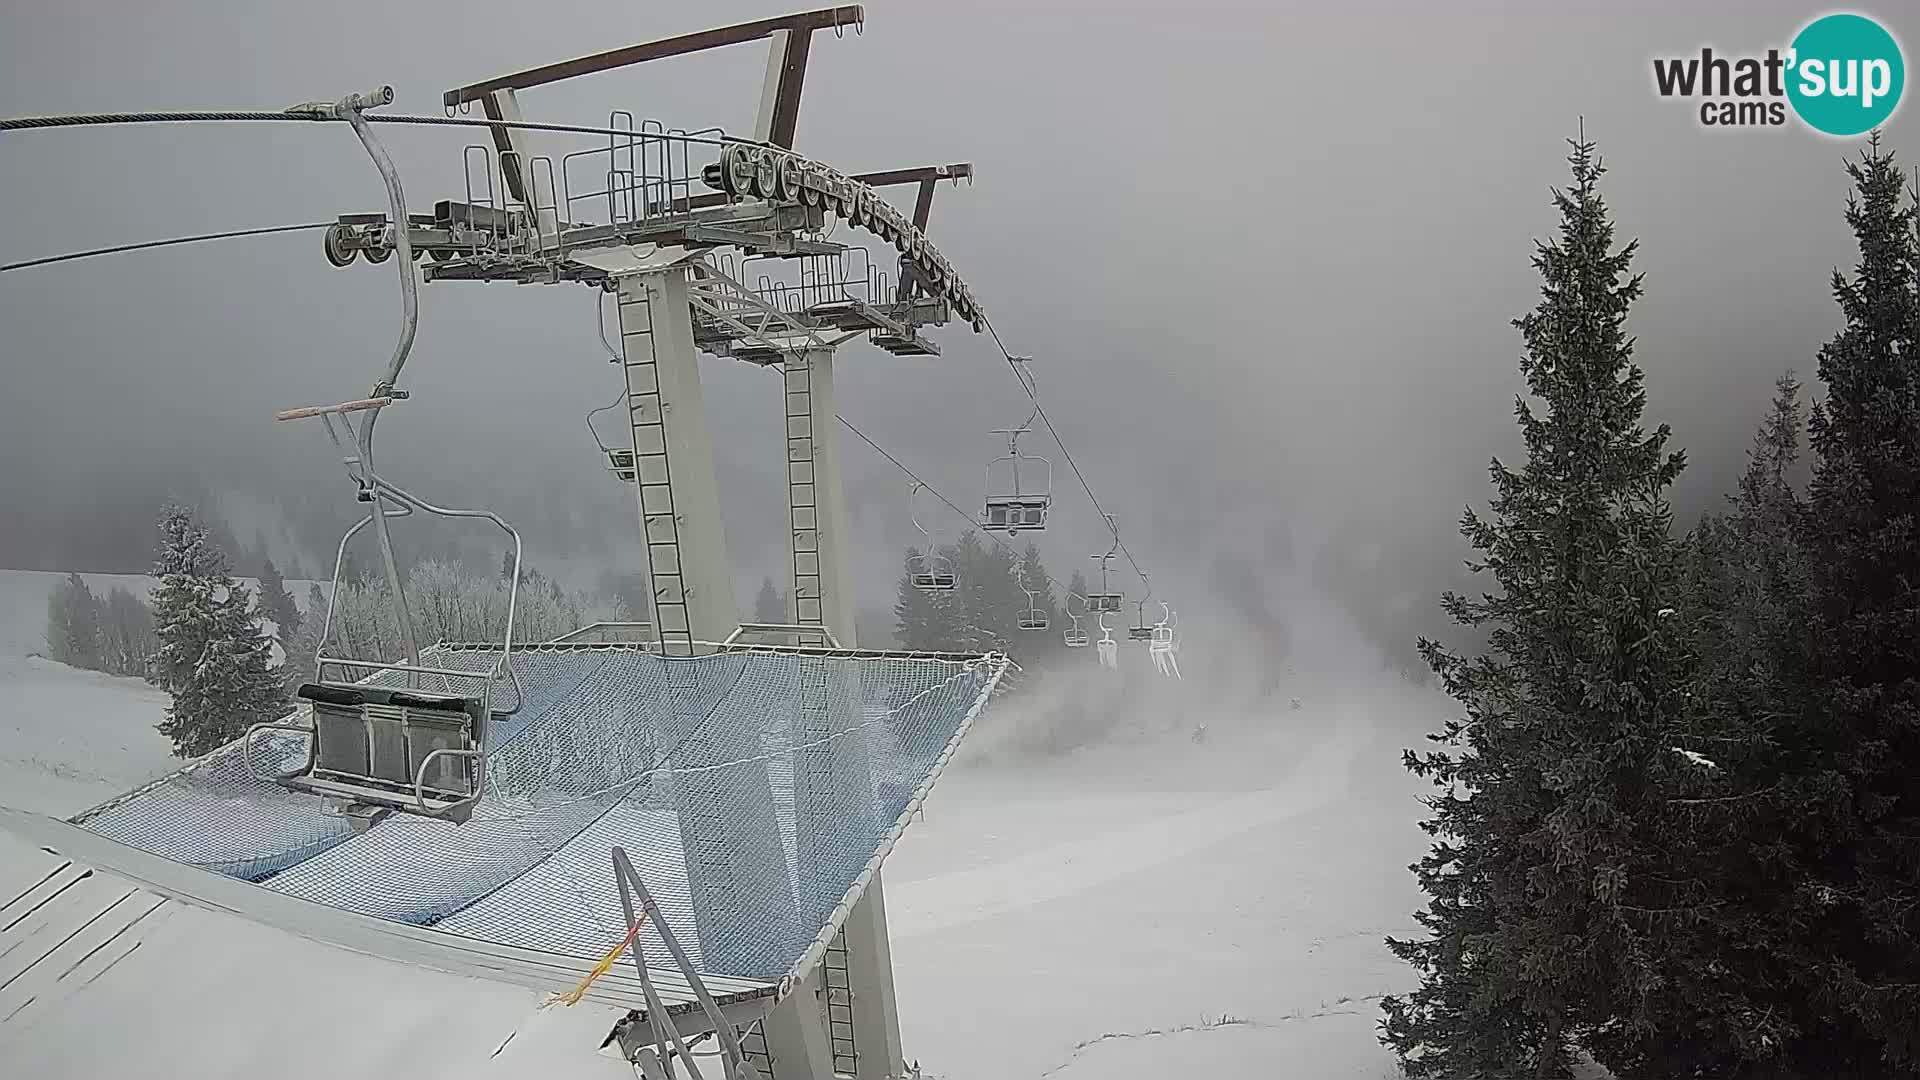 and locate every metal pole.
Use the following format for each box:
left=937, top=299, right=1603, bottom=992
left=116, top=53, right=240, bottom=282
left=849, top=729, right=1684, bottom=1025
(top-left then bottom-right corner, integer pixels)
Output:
left=614, top=856, right=695, bottom=1075
left=336, top=88, right=424, bottom=676
left=613, top=848, right=757, bottom=1076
